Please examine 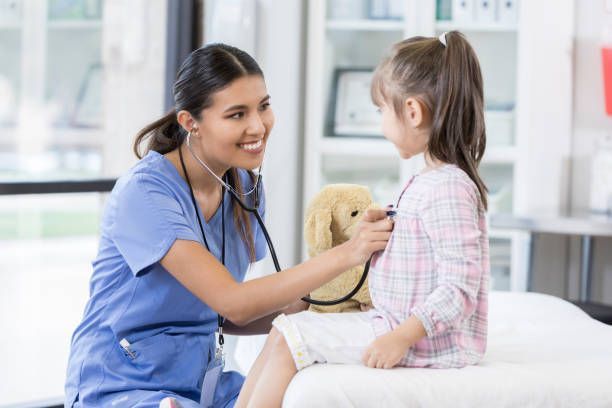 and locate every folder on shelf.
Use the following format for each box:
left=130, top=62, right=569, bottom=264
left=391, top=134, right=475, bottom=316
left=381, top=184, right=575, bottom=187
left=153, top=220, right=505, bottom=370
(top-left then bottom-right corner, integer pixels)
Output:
left=474, top=0, right=496, bottom=24
left=497, top=0, right=519, bottom=25
left=452, top=0, right=474, bottom=24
